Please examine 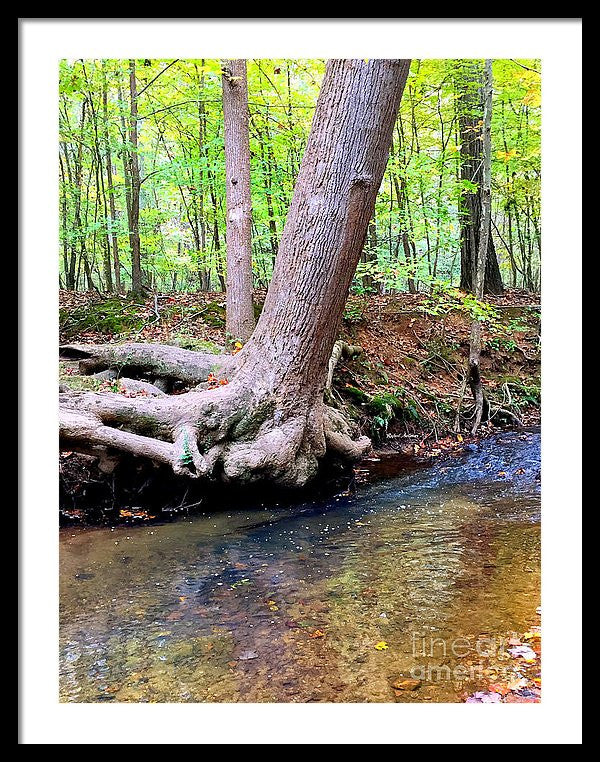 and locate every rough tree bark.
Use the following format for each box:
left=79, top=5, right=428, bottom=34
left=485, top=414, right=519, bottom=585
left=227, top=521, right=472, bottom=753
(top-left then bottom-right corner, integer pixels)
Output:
left=457, top=60, right=503, bottom=295
left=222, top=60, right=255, bottom=342
left=468, top=59, right=493, bottom=434
left=59, top=59, right=411, bottom=488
